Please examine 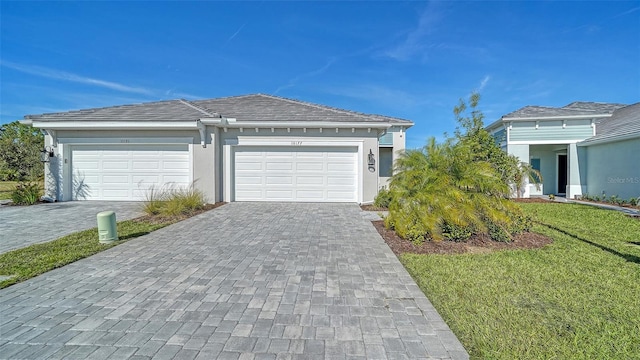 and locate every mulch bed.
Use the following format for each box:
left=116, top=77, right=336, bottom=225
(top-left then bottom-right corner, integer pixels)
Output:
left=372, top=220, right=553, bottom=255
